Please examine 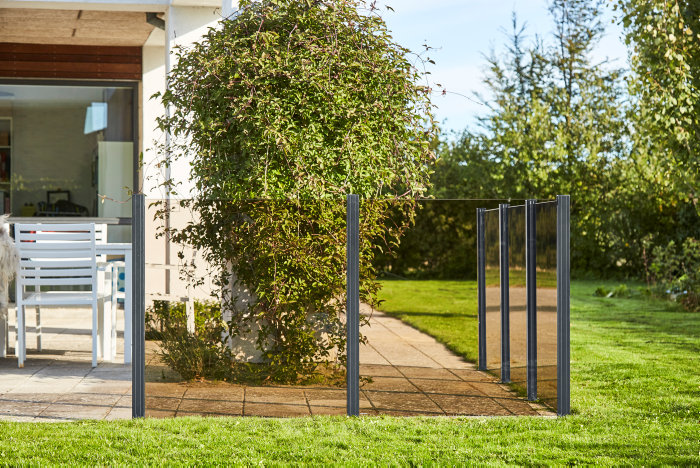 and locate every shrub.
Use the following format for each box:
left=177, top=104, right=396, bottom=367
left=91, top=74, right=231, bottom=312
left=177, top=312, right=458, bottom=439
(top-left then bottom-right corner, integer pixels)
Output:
left=650, top=238, right=700, bottom=311
left=154, top=0, right=436, bottom=382
left=146, top=300, right=231, bottom=380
